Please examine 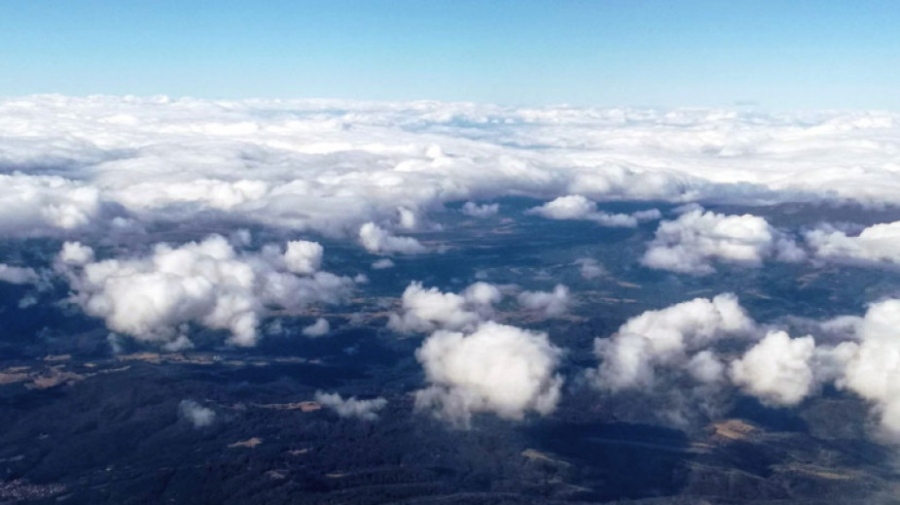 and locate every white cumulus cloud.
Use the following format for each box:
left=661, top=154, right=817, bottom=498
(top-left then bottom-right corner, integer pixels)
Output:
left=284, top=240, right=323, bottom=275
left=806, top=221, right=900, bottom=268
left=315, top=391, right=387, bottom=421
left=0, top=173, right=102, bottom=236
left=358, top=222, right=427, bottom=255
left=729, top=330, right=817, bottom=407
left=0, top=264, right=39, bottom=285
left=642, top=209, right=804, bottom=275
left=517, top=284, right=571, bottom=317
left=388, top=281, right=502, bottom=334
left=462, top=202, right=499, bottom=218
left=840, top=299, right=900, bottom=439
left=179, top=399, right=216, bottom=428
left=526, top=195, right=659, bottom=228
left=60, top=235, right=354, bottom=348
left=302, top=317, right=331, bottom=337
left=593, top=293, right=755, bottom=391
left=415, top=321, right=564, bottom=427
